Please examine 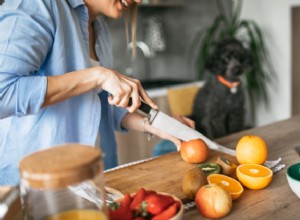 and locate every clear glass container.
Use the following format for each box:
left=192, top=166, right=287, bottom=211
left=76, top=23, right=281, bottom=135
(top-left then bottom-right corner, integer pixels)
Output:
left=19, top=144, right=108, bottom=220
